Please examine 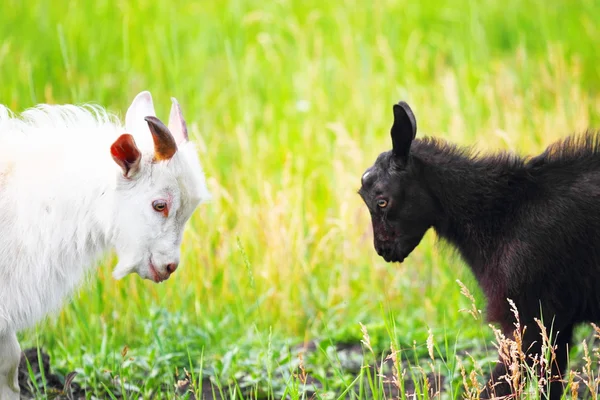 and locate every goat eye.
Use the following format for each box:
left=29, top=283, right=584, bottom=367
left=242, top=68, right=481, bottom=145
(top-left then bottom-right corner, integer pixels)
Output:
left=152, top=200, right=167, bottom=213
left=376, top=199, right=388, bottom=208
